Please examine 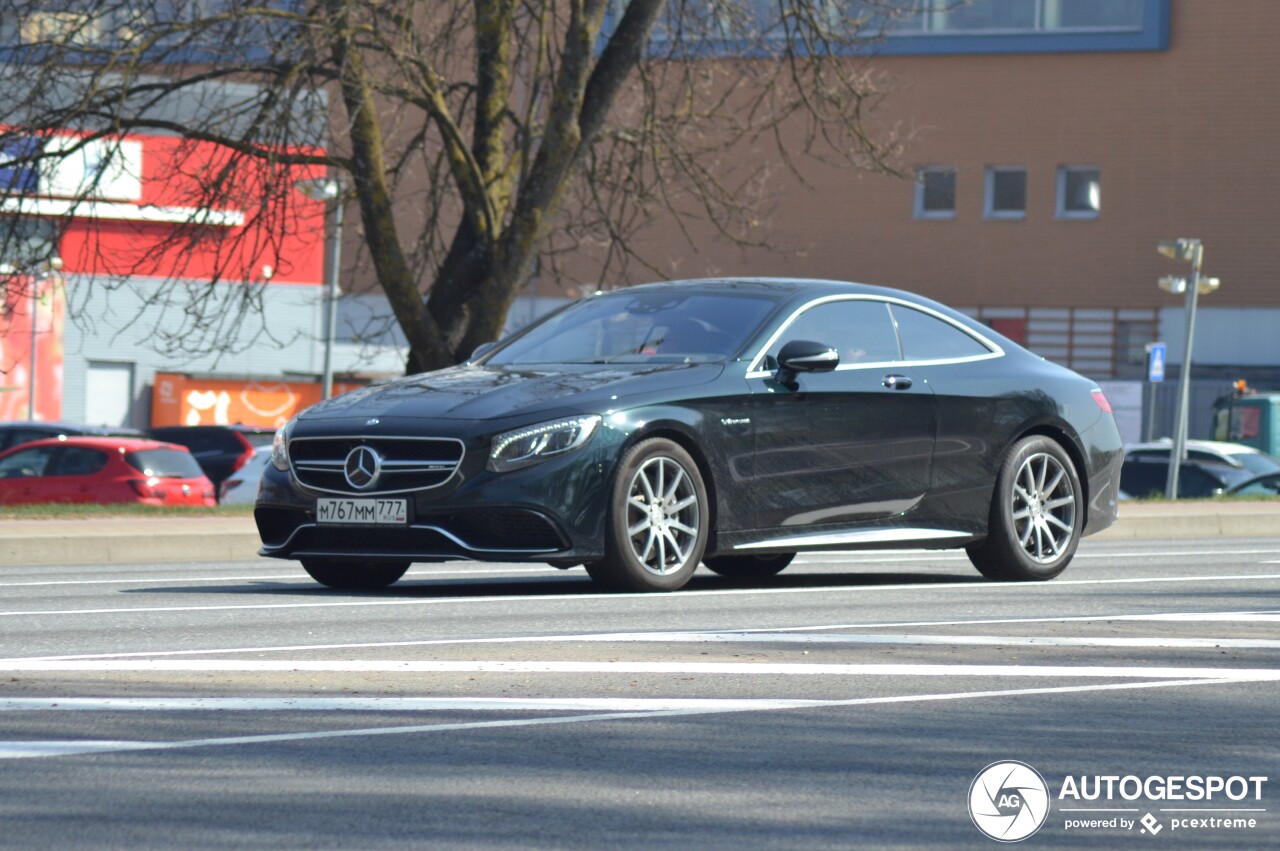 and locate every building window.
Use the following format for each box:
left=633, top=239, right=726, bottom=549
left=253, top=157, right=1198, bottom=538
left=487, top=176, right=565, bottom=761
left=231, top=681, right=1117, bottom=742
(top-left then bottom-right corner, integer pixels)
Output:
left=895, top=0, right=1145, bottom=34
left=871, top=0, right=1165, bottom=55
left=984, top=167, right=1026, bottom=219
left=914, top=167, right=956, bottom=219
left=1057, top=166, right=1100, bottom=219
left=612, top=1, right=1168, bottom=59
